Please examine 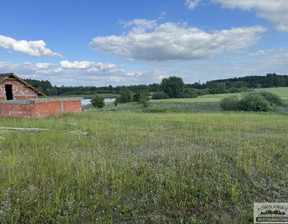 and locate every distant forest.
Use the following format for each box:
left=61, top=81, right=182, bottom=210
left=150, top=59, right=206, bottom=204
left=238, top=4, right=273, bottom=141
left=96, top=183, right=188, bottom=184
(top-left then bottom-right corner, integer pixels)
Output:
left=24, top=73, right=288, bottom=98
